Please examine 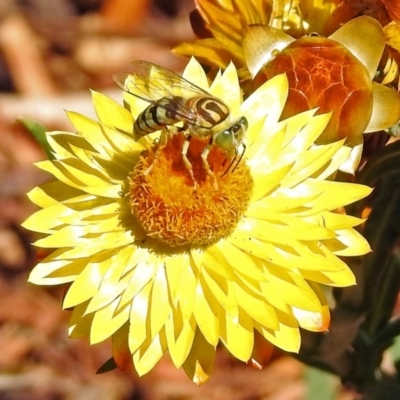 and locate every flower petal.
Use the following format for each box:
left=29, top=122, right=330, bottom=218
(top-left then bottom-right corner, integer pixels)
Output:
left=243, top=24, right=295, bottom=78
left=133, top=330, right=167, bottom=376
left=329, top=16, right=385, bottom=80
left=365, top=82, right=400, bottom=133
left=220, top=308, right=254, bottom=362
left=183, top=329, right=216, bottom=385
left=91, top=90, right=133, bottom=134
